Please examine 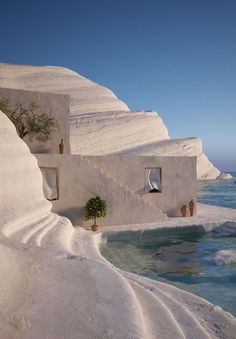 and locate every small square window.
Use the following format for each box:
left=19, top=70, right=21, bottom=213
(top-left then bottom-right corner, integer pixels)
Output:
left=40, top=167, right=59, bottom=201
left=145, top=168, right=162, bottom=193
